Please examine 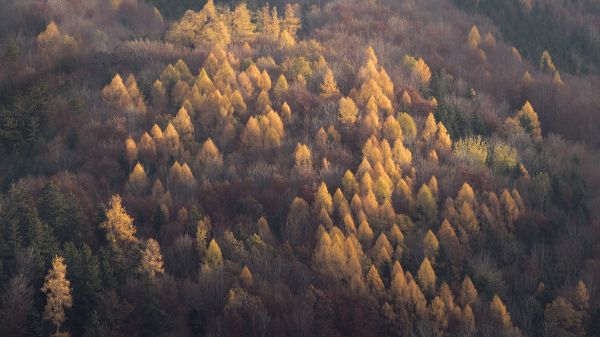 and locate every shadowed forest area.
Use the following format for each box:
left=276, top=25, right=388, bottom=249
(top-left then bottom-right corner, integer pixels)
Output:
left=0, top=0, right=599, bottom=336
